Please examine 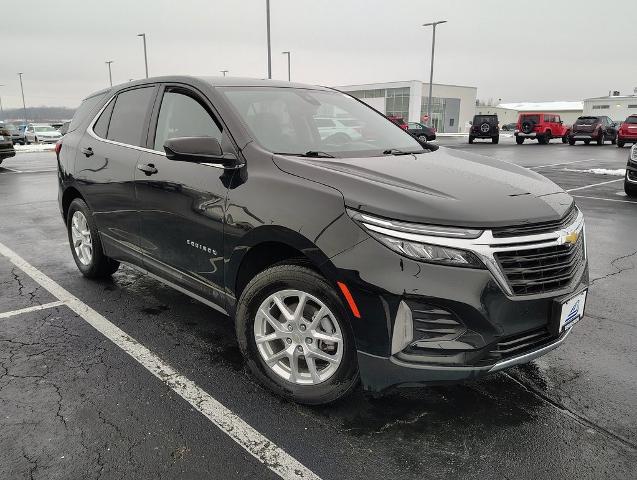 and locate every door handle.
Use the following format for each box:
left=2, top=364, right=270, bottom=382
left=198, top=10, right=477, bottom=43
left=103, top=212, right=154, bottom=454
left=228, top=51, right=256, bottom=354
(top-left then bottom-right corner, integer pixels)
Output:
left=81, top=147, right=94, bottom=157
left=137, top=163, right=158, bottom=176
